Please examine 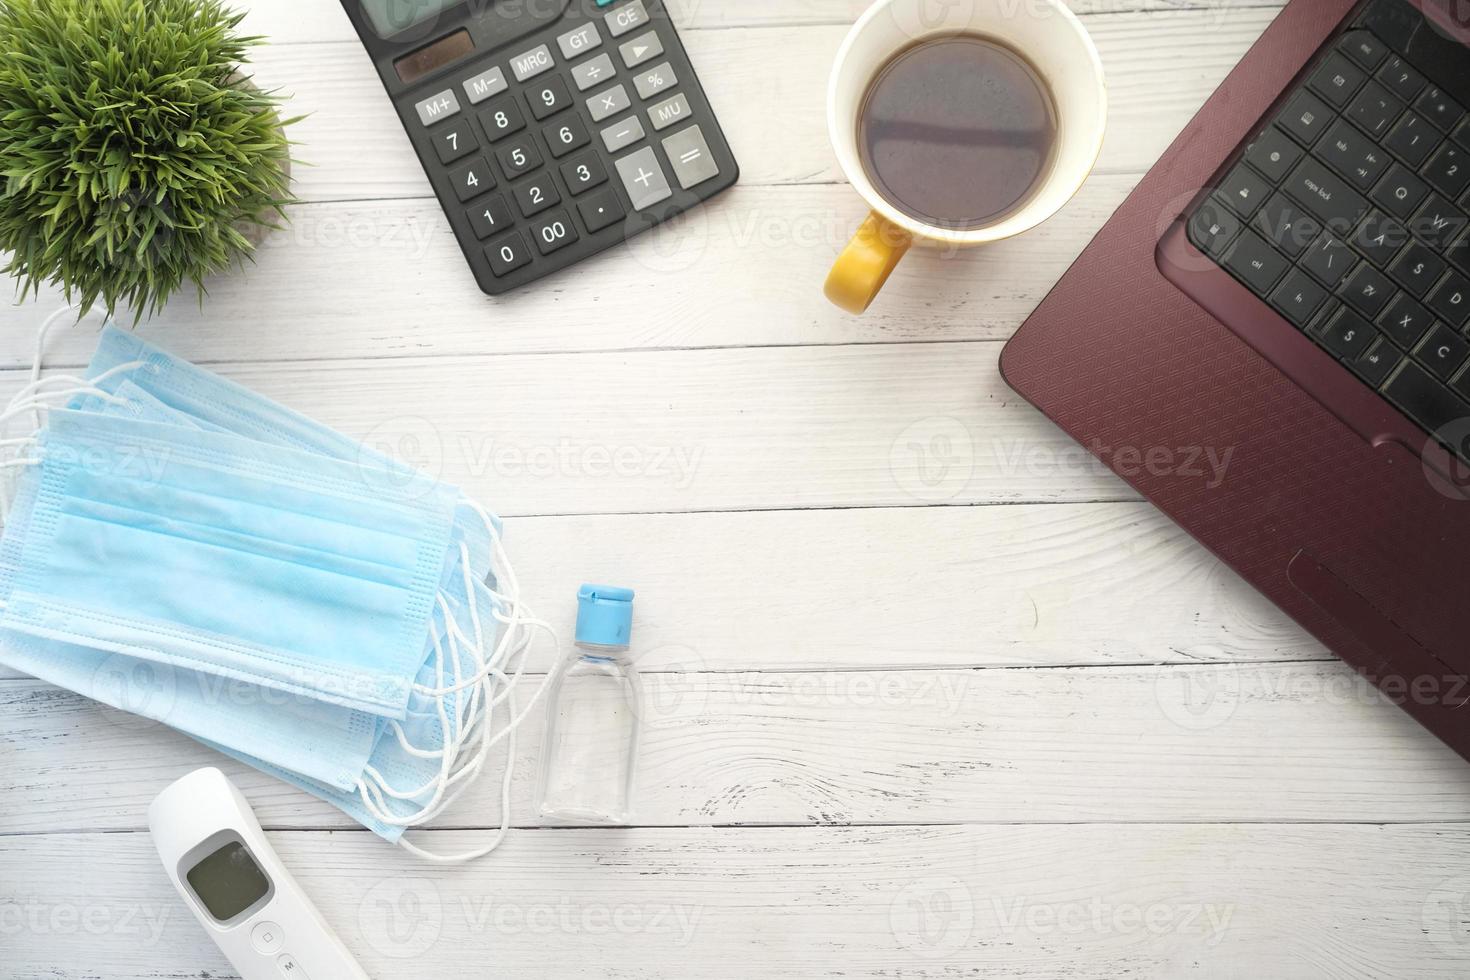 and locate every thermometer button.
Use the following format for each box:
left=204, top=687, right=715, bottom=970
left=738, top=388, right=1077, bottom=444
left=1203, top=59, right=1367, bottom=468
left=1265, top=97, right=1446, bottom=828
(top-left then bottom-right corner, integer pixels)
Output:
left=276, top=952, right=310, bottom=977
left=251, top=920, right=285, bottom=954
